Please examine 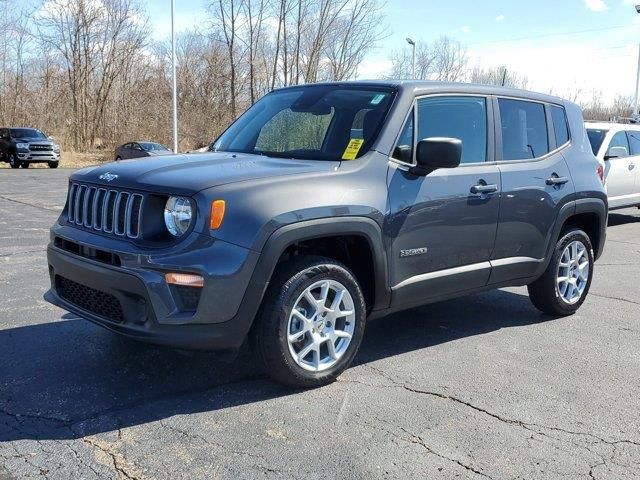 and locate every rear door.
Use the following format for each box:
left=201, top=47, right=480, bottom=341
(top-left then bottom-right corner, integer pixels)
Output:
left=604, top=131, right=636, bottom=207
left=490, top=98, right=574, bottom=284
